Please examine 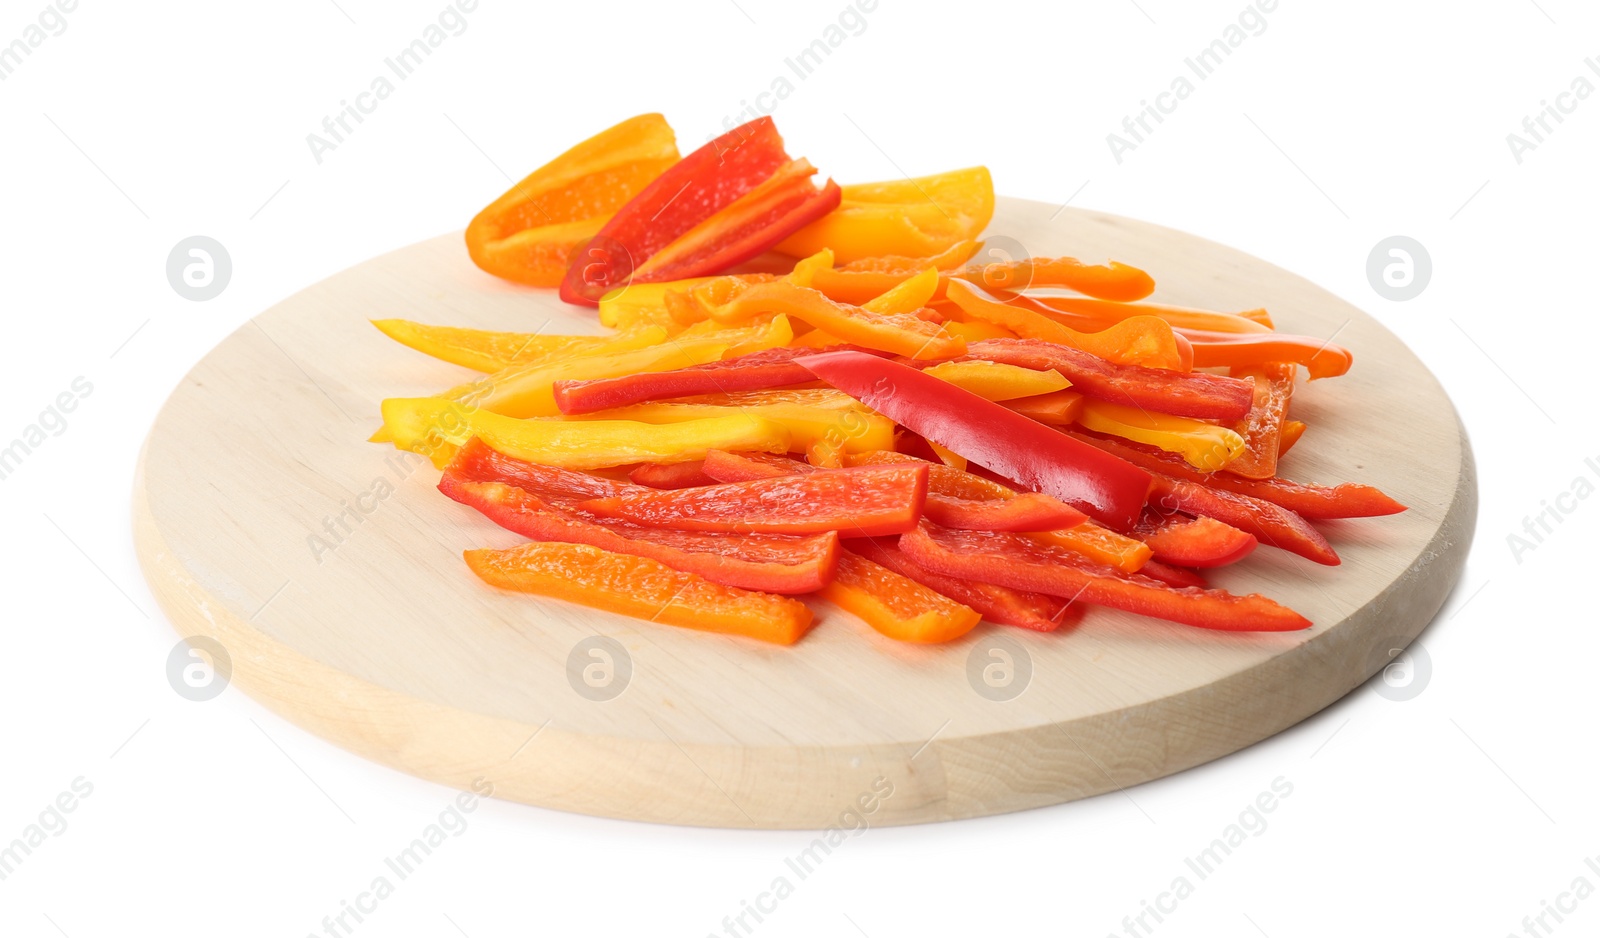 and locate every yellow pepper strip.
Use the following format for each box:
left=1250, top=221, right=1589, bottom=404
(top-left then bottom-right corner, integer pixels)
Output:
left=580, top=388, right=895, bottom=458
left=1076, top=400, right=1246, bottom=471
left=380, top=397, right=790, bottom=470
left=945, top=280, right=1187, bottom=369
left=708, top=280, right=965, bottom=360
left=1024, top=293, right=1275, bottom=334
left=776, top=167, right=994, bottom=263
left=861, top=267, right=939, bottom=314
left=921, top=360, right=1070, bottom=401
left=927, top=440, right=967, bottom=471
left=1030, top=525, right=1152, bottom=574
left=676, top=314, right=795, bottom=357
left=942, top=319, right=1017, bottom=343
left=785, top=249, right=834, bottom=288
left=1005, top=389, right=1084, bottom=427
left=371, top=320, right=664, bottom=373
left=788, top=326, right=850, bottom=349
left=598, top=278, right=718, bottom=330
